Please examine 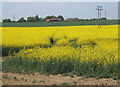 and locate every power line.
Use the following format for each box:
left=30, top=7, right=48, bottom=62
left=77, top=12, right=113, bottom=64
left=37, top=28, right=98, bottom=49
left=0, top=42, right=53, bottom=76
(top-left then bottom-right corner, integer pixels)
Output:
left=96, top=5, right=103, bottom=28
